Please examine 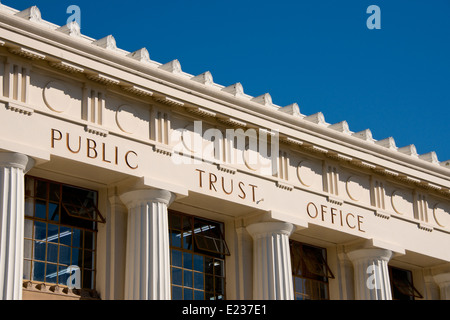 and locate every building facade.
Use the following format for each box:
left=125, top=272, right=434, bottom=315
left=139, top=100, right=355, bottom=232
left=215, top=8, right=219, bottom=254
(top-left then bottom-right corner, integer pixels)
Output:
left=0, top=4, right=449, bottom=301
